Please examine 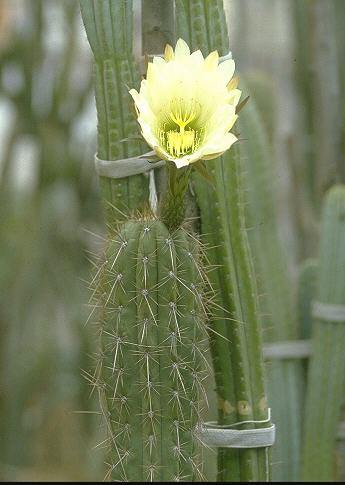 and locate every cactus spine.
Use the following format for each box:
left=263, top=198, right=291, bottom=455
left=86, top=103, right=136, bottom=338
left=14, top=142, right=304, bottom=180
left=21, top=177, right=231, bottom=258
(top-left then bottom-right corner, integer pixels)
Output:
left=94, top=218, right=207, bottom=481
left=80, top=0, right=149, bottom=223
left=176, top=1, right=270, bottom=481
left=301, top=186, right=345, bottom=481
